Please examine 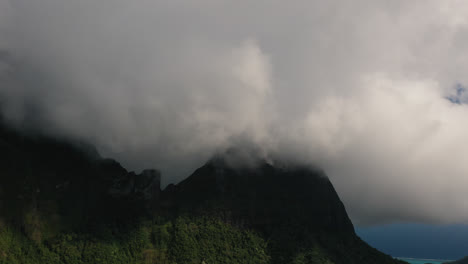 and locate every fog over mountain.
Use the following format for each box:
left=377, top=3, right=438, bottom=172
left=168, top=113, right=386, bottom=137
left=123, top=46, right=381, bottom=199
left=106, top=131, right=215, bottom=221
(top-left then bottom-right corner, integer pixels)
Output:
left=1, top=0, right=468, bottom=225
